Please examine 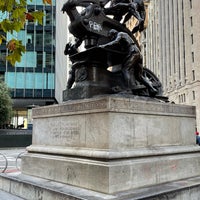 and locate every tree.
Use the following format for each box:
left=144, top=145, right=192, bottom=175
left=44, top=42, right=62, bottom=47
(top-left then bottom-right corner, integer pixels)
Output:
left=0, top=80, right=13, bottom=128
left=0, top=0, right=51, bottom=65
